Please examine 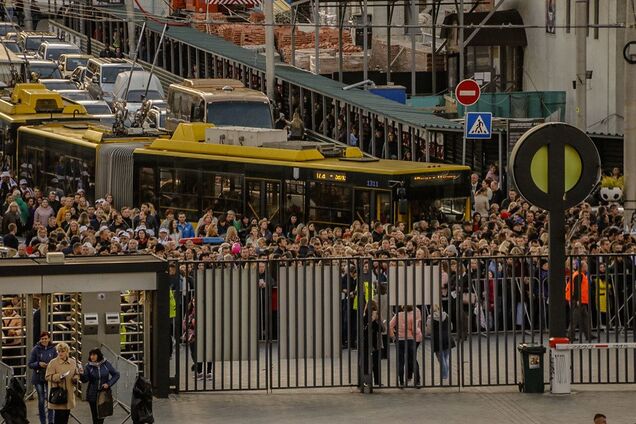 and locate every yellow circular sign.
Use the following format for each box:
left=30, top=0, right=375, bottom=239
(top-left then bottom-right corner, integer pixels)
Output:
left=530, top=145, right=583, bottom=194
